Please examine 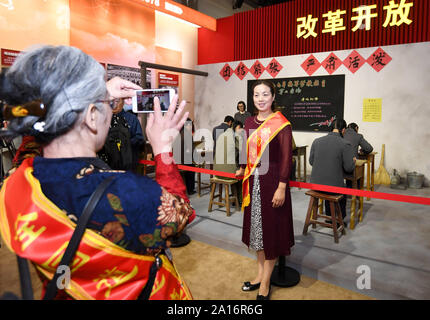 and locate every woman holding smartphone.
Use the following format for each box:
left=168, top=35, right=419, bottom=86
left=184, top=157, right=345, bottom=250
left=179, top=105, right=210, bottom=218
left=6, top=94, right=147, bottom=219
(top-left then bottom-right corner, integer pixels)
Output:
left=0, top=45, right=194, bottom=300
left=236, top=80, right=295, bottom=300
